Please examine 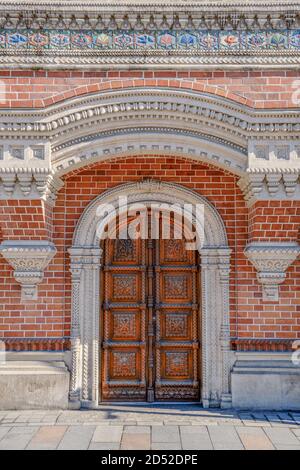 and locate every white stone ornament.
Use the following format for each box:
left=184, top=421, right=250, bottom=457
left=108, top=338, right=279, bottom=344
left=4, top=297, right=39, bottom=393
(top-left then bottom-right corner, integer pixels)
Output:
left=244, top=242, right=300, bottom=302
left=0, top=241, right=57, bottom=301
